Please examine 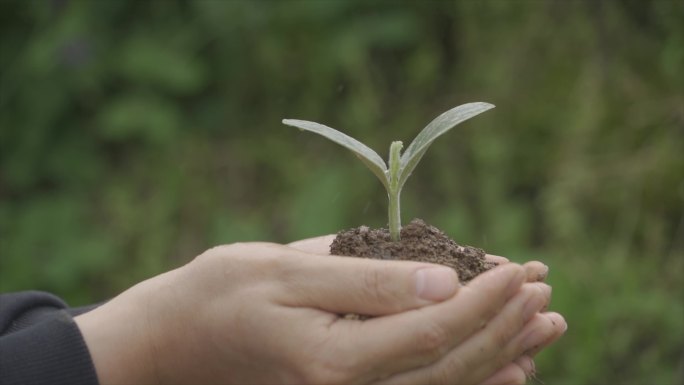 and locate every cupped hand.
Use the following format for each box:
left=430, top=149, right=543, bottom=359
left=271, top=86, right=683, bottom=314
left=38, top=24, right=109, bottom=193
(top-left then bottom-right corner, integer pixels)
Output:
left=290, top=235, right=566, bottom=384
left=76, top=240, right=565, bottom=385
